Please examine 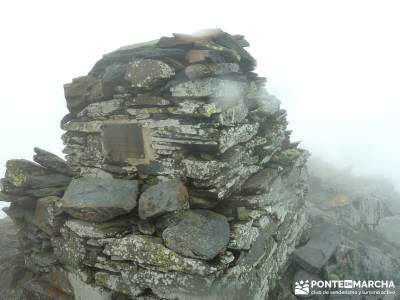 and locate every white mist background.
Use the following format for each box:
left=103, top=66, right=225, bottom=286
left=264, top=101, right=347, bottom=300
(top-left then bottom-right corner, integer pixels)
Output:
left=1, top=0, right=400, bottom=217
